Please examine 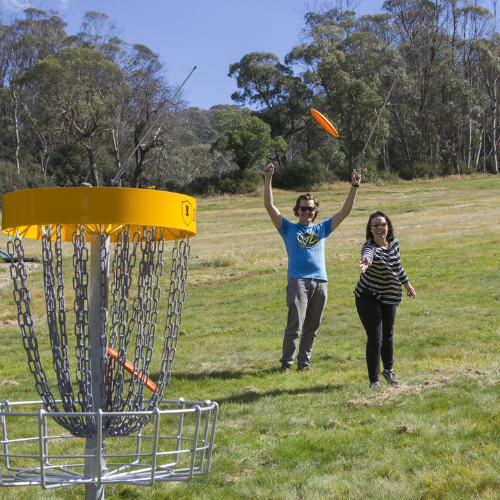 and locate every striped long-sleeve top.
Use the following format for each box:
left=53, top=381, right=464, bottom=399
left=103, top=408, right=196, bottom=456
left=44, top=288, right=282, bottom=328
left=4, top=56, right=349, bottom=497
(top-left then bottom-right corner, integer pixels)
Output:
left=353, top=237, right=409, bottom=305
